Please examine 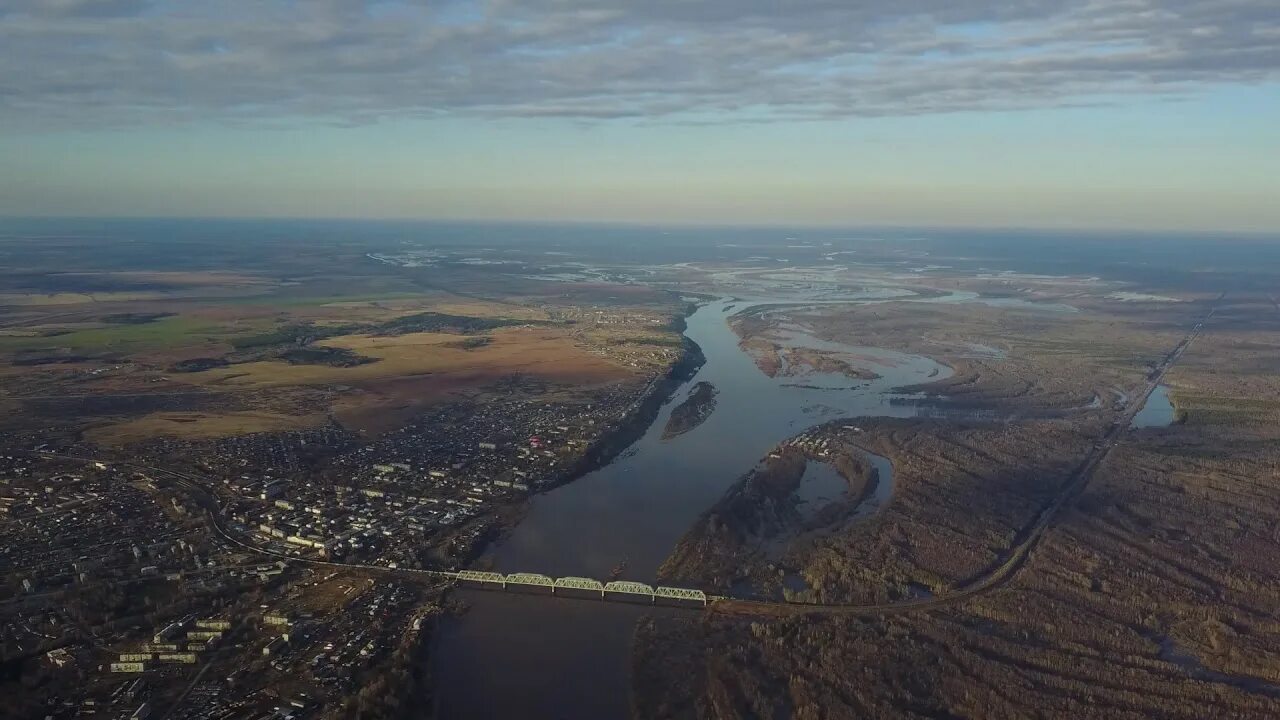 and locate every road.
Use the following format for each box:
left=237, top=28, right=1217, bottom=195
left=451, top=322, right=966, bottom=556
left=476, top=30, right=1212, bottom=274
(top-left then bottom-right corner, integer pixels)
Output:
left=711, top=299, right=1216, bottom=616
left=30, top=298, right=1215, bottom=619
